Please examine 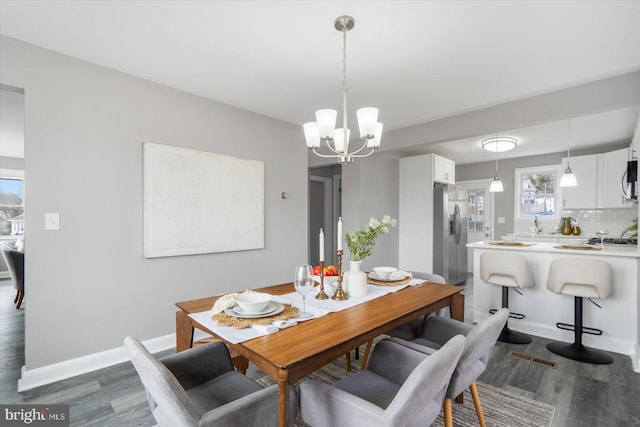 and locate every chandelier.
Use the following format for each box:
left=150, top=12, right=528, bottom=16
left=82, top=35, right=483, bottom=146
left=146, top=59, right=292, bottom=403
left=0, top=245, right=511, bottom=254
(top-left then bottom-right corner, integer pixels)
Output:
left=303, top=16, right=382, bottom=164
